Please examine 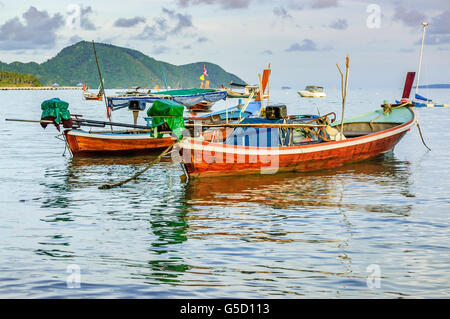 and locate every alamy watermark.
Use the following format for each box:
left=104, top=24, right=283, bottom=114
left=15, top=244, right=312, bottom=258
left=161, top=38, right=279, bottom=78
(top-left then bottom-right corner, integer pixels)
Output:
left=66, top=264, right=81, bottom=288
left=366, top=4, right=381, bottom=29
left=366, top=264, right=381, bottom=289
